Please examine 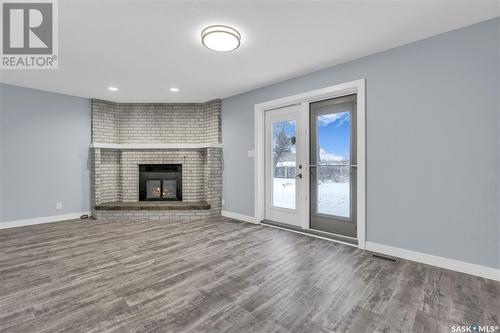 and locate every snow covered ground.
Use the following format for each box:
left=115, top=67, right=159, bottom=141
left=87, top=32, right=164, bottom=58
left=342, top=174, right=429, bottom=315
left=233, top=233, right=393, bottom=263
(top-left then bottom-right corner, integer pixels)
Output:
left=317, top=181, right=350, bottom=217
left=273, top=178, right=296, bottom=209
left=273, top=178, right=349, bottom=217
